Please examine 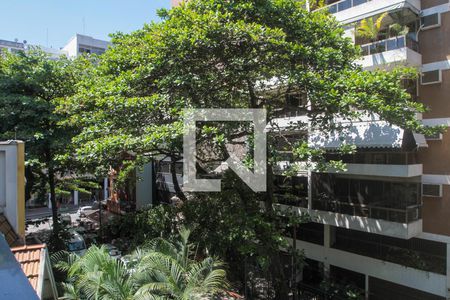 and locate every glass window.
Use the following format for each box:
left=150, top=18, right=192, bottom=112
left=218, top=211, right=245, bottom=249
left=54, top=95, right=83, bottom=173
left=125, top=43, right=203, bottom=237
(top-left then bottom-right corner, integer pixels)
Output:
left=421, top=70, right=441, bottom=85
left=422, top=184, right=442, bottom=197
left=328, top=4, right=337, bottom=14
left=353, top=0, right=367, bottom=6
left=425, top=132, right=442, bottom=140
left=421, top=13, right=440, bottom=29
left=337, top=0, right=351, bottom=12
